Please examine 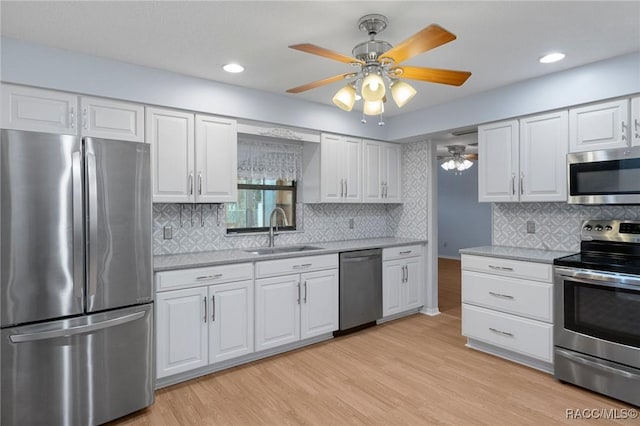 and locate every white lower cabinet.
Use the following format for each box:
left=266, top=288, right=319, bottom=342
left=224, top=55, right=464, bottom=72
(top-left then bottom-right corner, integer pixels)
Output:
left=155, top=264, right=254, bottom=380
left=255, top=255, right=339, bottom=352
left=382, top=245, right=423, bottom=317
left=461, top=254, right=554, bottom=372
